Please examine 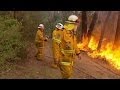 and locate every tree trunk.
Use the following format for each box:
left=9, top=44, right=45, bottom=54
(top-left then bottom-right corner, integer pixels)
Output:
left=113, top=11, right=120, bottom=49
left=81, top=11, right=87, bottom=42
left=97, top=12, right=111, bottom=50
left=13, top=11, right=17, bottom=19
left=87, top=12, right=98, bottom=43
